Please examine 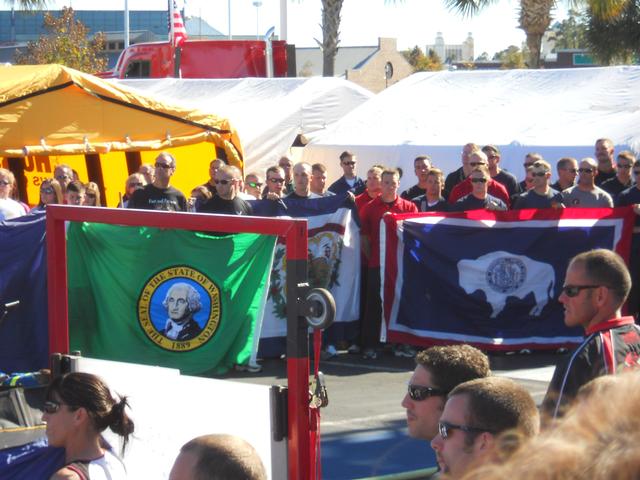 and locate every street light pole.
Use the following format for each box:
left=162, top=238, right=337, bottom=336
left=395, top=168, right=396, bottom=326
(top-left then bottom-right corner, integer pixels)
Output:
left=252, top=1, right=263, bottom=40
